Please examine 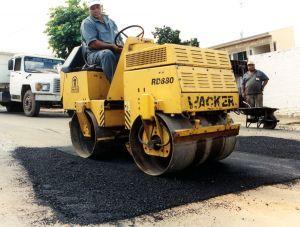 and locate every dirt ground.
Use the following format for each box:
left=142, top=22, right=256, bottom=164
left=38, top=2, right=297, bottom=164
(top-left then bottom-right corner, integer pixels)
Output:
left=0, top=108, right=299, bottom=226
